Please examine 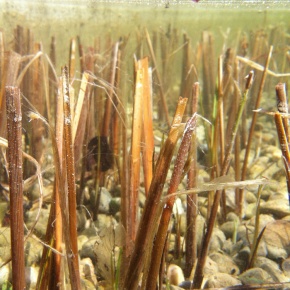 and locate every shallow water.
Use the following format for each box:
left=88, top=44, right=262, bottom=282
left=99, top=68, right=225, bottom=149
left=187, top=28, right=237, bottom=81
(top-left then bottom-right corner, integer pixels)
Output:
left=1, top=1, right=290, bottom=289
